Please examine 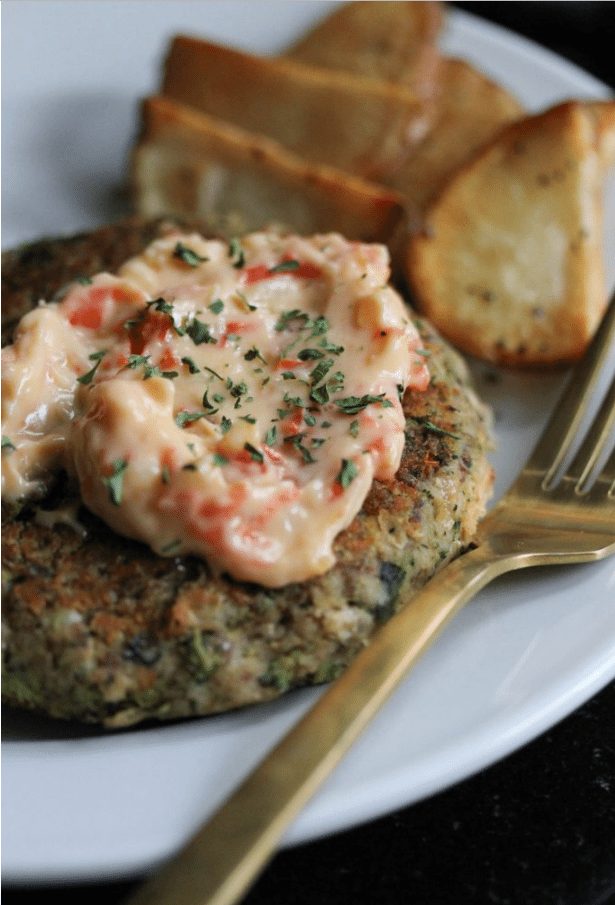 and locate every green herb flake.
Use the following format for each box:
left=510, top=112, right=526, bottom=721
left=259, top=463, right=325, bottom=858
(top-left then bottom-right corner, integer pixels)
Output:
left=186, top=318, right=216, bottom=345
left=310, top=357, right=334, bottom=386
left=220, top=416, right=232, bottom=435
left=161, top=464, right=171, bottom=485
left=208, top=299, right=224, bottom=314
left=174, top=242, right=208, bottom=267
left=303, top=412, right=317, bottom=427
left=334, top=393, right=388, bottom=415
left=285, top=434, right=317, bottom=464
left=319, top=339, right=344, bottom=354
left=349, top=419, right=359, bottom=437
left=269, top=259, right=299, bottom=274
left=2, top=435, right=16, bottom=452
left=212, top=453, right=229, bottom=467
left=298, top=348, right=324, bottom=361
left=204, top=366, right=224, bottom=381
left=412, top=418, right=460, bottom=440
left=244, top=442, right=264, bottom=463
left=146, top=297, right=174, bottom=315
left=228, top=238, right=245, bottom=269
left=310, top=384, right=329, bottom=406
left=310, top=315, right=329, bottom=337
left=175, top=411, right=209, bottom=428
left=103, top=459, right=129, bottom=506
left=181, top=356, right=201, bottom=374
left=230, top=381, right=248, bottom=399
left=76, top=275, right=93, bottom=286
left=275, top=309, right=309, bottom=332
left=239, top=414, right=256, bottom=424
left=77, top=350, right=107, bottom=385
left=244, top=346, right=267, bottom=364
left=264, top=425, right=278, bottom=446
left=336, top=458, right=358, bottom=490
left=281, top=371, right=297, bottom=380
